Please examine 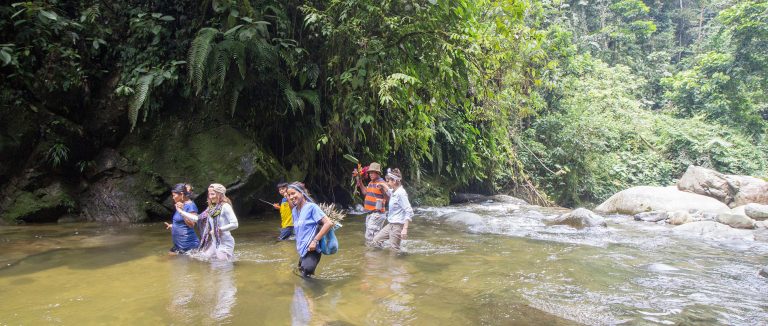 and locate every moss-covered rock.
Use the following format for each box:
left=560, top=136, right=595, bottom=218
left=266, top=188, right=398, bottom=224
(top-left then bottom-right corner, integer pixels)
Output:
left=1, top=182, right=75, bottom=224
left=119, top=122, right=285, bottom=215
